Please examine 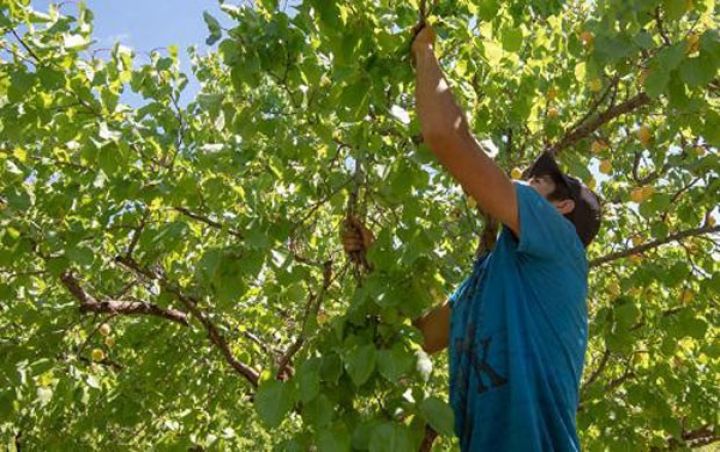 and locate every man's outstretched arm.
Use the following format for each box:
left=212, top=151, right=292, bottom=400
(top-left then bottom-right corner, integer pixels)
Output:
left=412, top=26, right=520, bottom=237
